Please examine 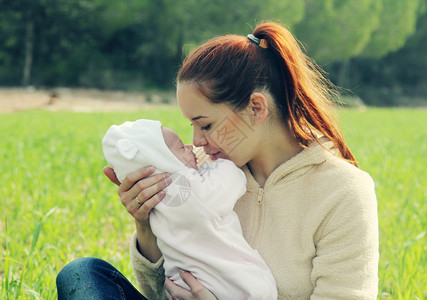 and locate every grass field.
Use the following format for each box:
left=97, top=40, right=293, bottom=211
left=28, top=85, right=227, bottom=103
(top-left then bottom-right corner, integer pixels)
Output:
left=1, top=108, right=426, bottom=299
